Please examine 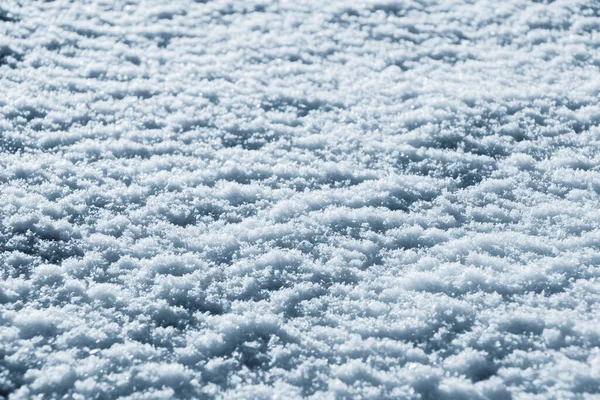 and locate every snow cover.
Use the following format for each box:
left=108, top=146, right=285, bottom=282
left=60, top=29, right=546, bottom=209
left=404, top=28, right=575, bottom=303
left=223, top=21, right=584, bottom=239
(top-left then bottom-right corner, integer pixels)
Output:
left=1, top=0, right=600, bottom=398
